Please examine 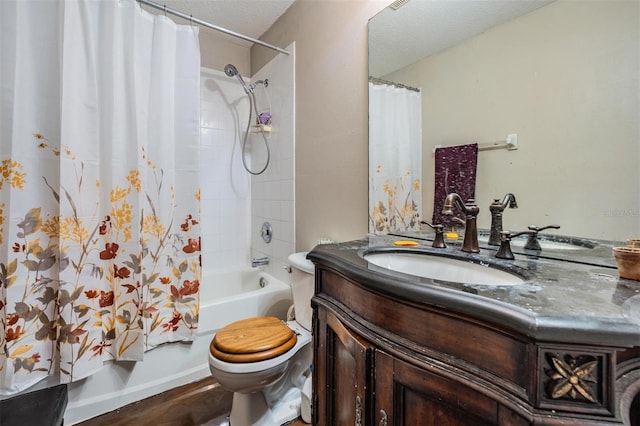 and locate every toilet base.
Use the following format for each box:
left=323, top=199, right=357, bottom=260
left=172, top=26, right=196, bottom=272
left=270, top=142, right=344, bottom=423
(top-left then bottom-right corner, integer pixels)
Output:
left=230, top=387, right=302, bottom=426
